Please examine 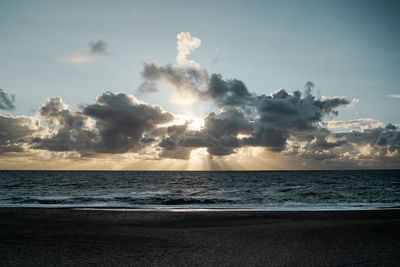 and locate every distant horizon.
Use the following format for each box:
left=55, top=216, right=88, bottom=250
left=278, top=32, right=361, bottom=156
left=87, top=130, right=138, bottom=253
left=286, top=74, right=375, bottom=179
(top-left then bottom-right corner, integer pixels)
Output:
left=1, top=169, right=399, bottom=172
